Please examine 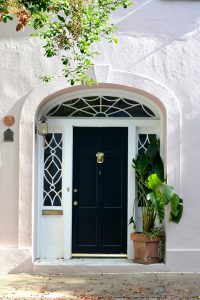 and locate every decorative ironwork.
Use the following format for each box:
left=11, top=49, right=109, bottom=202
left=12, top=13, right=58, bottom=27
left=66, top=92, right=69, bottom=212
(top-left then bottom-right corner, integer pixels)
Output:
left=138, top=134, right=156, bottom=154
left=43, top=133, right=62, bottom=206
left=46, top=96, right=158, bottom=118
